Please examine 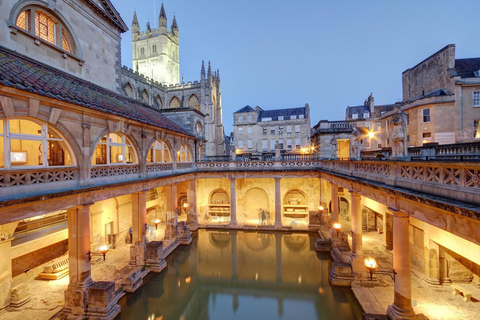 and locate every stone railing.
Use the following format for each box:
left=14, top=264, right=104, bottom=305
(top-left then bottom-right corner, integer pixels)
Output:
left=408, top=142, right=480, bottom=161
left=0, top=167, right=78, bottom=187
left=196, top=160, right=321, bottom=171
left=177, top=162, right=194, bottom=170
left=90, top=165, right=140, bottom=178
left=146, top=163, right=173, bottom=173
